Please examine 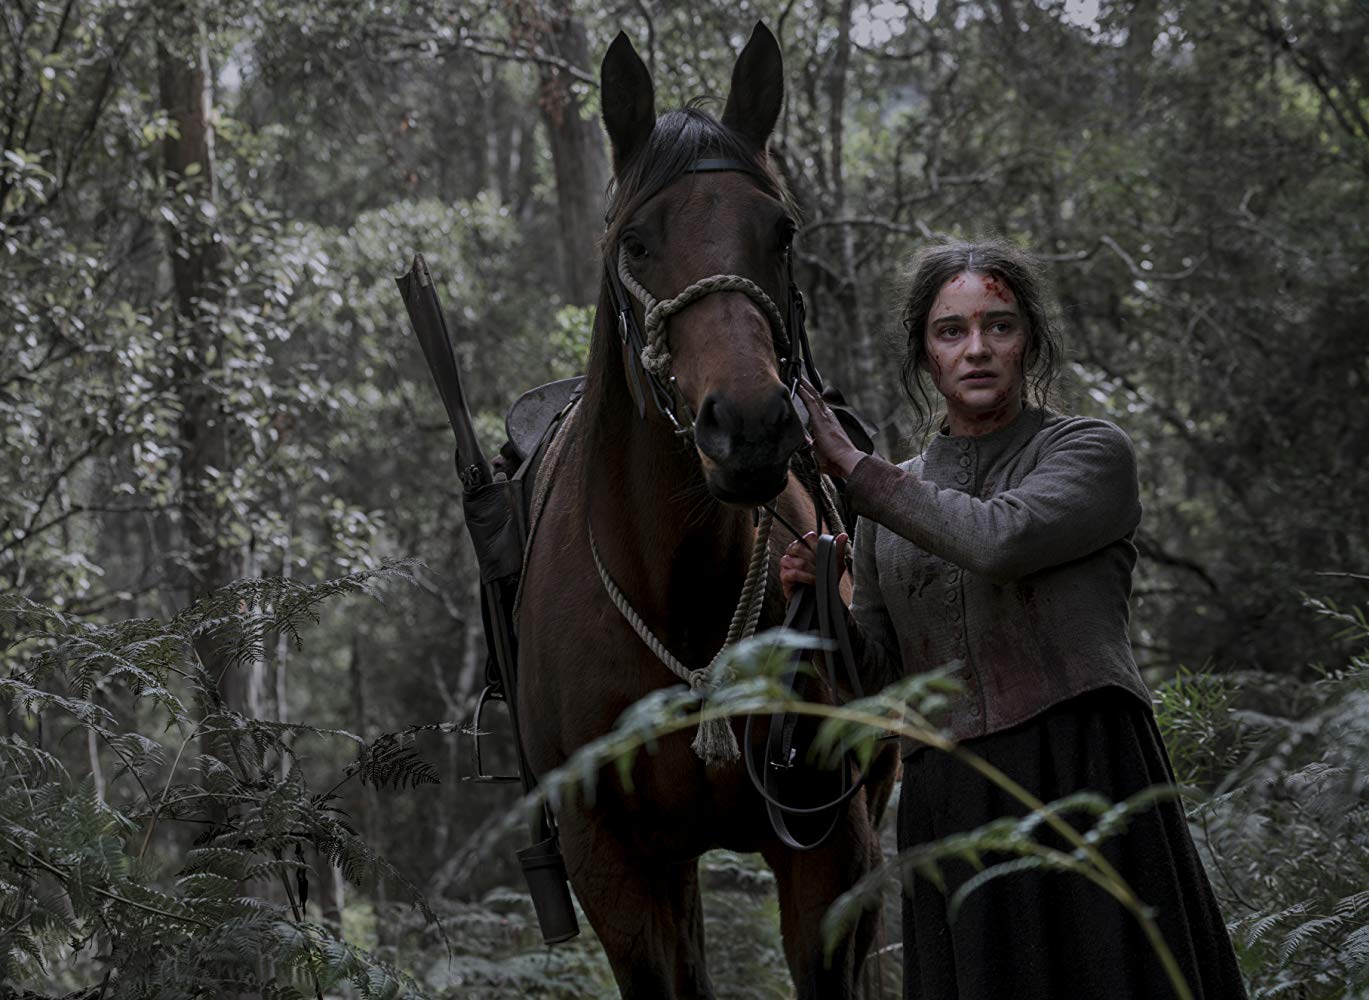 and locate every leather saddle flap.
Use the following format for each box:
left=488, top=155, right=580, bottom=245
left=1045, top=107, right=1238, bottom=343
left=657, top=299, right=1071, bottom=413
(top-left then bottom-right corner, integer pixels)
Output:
left=506, top=376, right=585, bottom=465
